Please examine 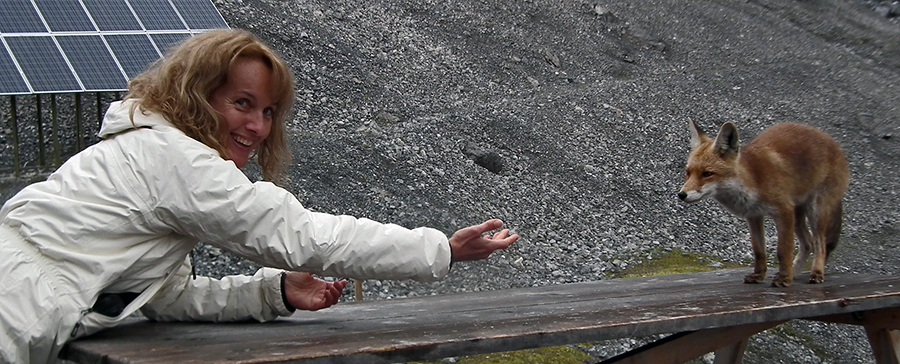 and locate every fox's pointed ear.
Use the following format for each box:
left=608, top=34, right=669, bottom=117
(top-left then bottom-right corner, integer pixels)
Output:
left=713, top=122, right=740, bottom=157
left=687, top=118, right=706, bottom=149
